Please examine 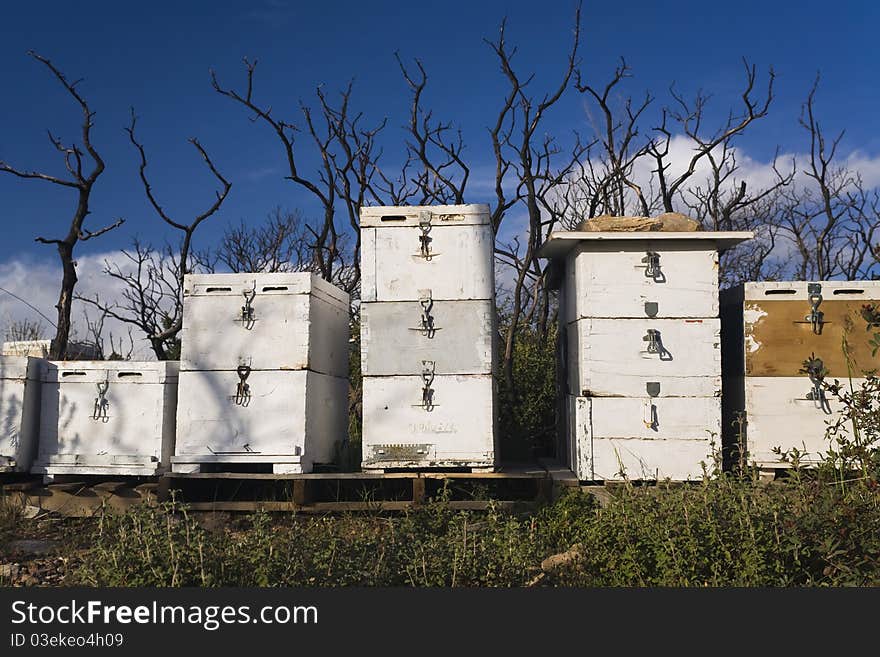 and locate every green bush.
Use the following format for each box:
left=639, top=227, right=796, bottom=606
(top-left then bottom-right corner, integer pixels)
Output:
left=497, top=323, right=559, bottom=461
left=70, top=473, right=880, bottom=587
